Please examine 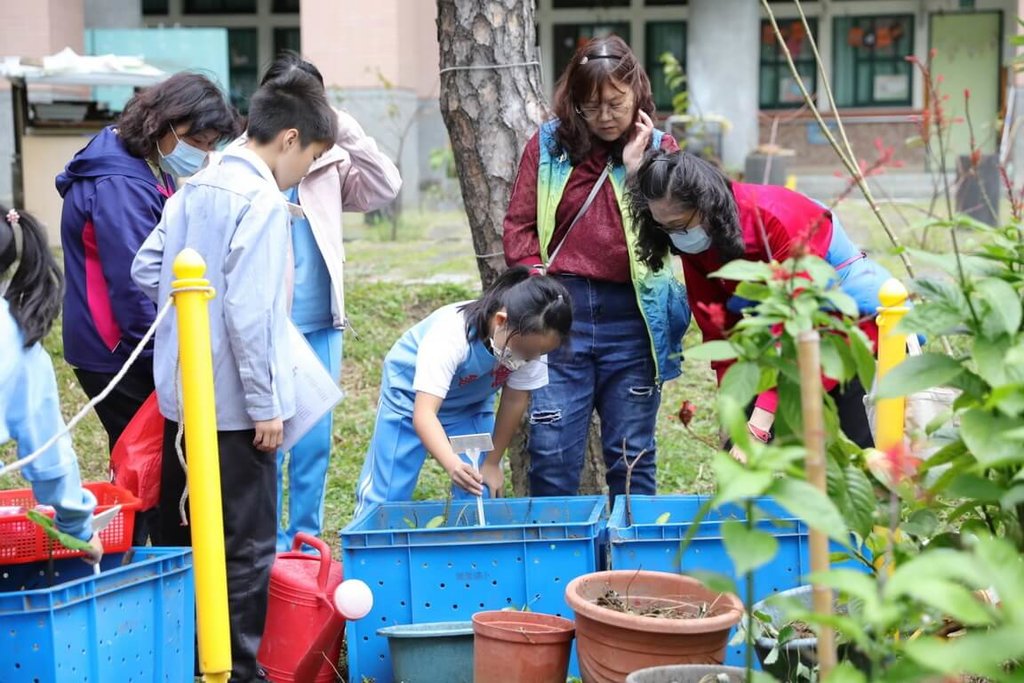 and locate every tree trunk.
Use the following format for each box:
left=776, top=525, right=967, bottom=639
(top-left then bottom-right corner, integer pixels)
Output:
left=437, top=0, right=607, bottom=496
